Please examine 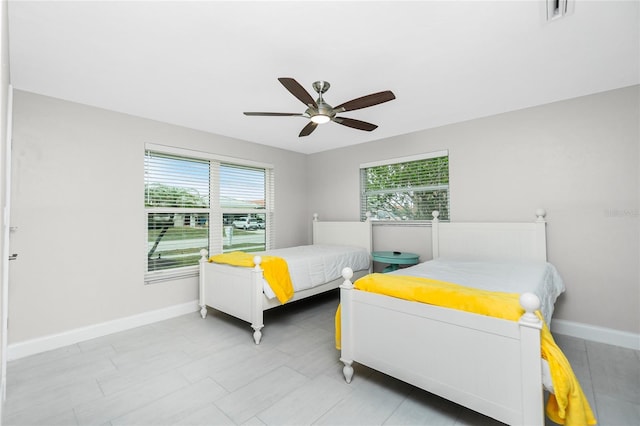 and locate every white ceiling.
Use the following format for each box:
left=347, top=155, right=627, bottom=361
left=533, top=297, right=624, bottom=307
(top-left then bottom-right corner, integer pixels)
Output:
left=7, top=0, right=639, bottom=154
